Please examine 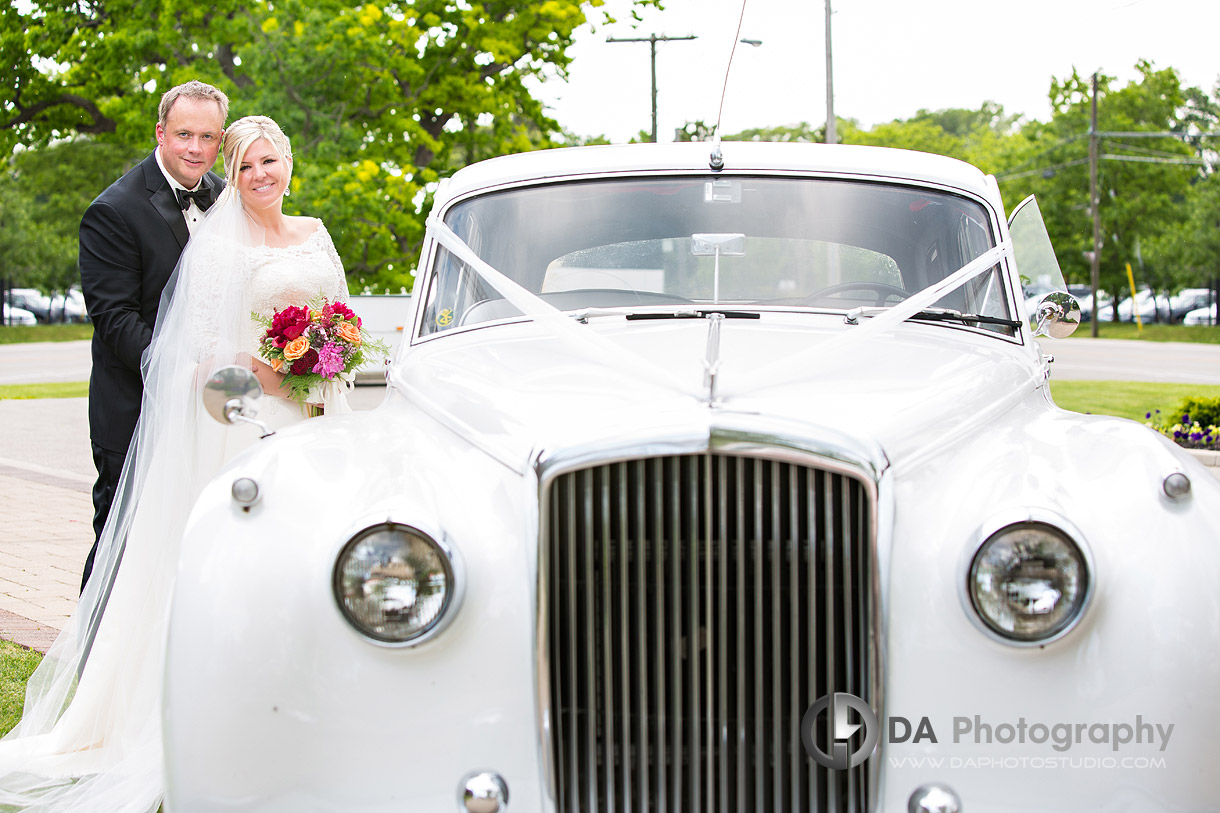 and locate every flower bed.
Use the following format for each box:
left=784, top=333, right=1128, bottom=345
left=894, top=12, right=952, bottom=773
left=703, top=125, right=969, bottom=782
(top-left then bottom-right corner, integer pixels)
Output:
left=1146, top=409, right=1220, bottom=451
